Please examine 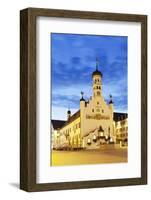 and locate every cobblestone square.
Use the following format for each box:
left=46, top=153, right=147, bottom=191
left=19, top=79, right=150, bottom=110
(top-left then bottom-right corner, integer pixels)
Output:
left=51, top=145, right=127, bottom=166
